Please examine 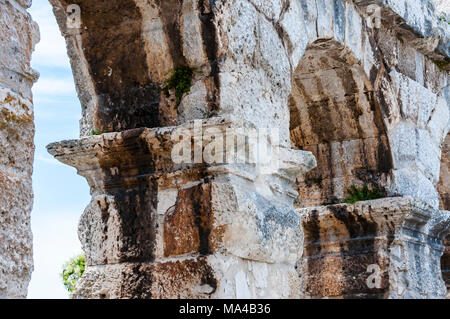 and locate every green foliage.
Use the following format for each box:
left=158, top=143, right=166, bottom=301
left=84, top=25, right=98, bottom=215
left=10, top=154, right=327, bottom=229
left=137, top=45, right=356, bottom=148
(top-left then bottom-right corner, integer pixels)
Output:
left=90, top=129, right=106, bottom=135
left=438, top=15, right=449, bottom=25
left=62, top=254, right=85, bottom=295
left=162, top=66, right=194, bottom=108
left=344, top=184, right=383, bottom=204
left=433, top=59, right=450, bottom=72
